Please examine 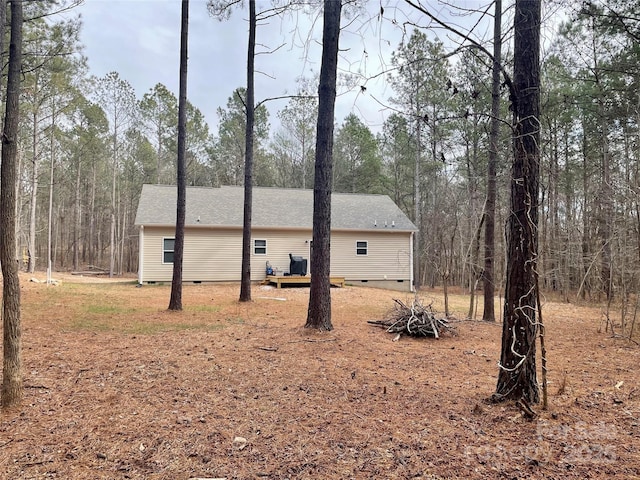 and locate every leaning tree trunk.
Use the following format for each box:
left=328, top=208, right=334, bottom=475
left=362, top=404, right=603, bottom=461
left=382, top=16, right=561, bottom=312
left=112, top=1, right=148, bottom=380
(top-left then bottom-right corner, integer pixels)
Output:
left=1, top=0, right=24, bottom=409
left=493, top=0, right=541, bottom=405
left=305, top=0, right=342, bottom=331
